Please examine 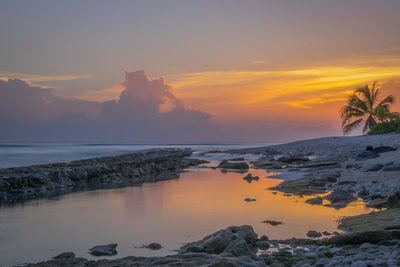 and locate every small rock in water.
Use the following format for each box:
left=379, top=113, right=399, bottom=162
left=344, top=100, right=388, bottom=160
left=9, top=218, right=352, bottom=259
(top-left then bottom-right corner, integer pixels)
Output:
left=244, top=198, right=256, bottom=202
left=89, top=243, right=118, bottom=256
left=262, top=220, right=283, bottom=226
left=242, top=173, right=259, bottom=183
left=305, top=197, right=323, bottom=205
left=144, top=243, right=162, bottom=250
left=306, top=230, right=322, bottom=238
